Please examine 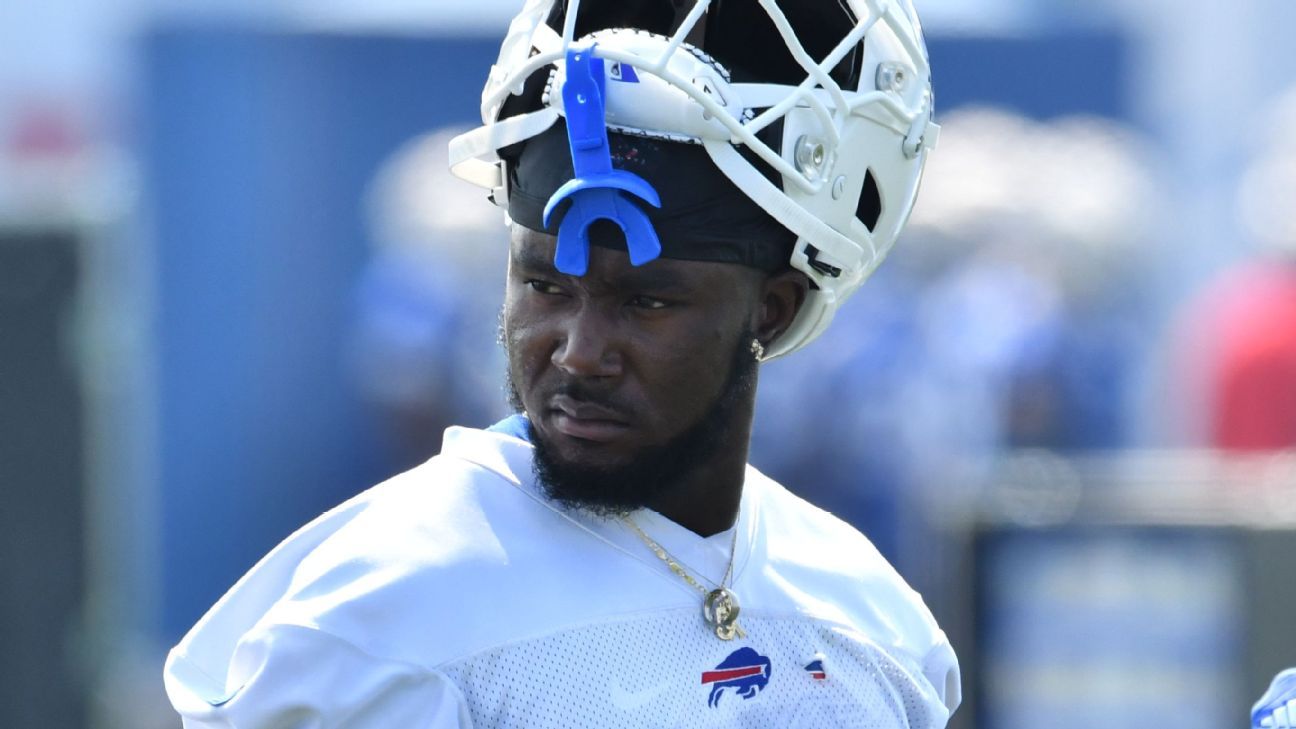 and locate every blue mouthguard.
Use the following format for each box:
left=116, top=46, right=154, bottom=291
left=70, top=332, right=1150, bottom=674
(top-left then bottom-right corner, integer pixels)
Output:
left=541, top=46, right=662, bottom=276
